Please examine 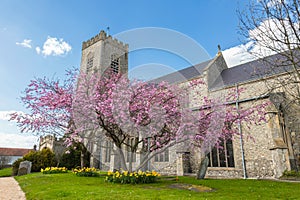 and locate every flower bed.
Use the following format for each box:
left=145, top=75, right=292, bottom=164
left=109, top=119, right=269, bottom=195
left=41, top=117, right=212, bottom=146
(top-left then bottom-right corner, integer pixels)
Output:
left=41, top=167, right=68, bottom=174
left=72, top=167, right=99, bottom=177
left=105, top=170, right=160, bottom=184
